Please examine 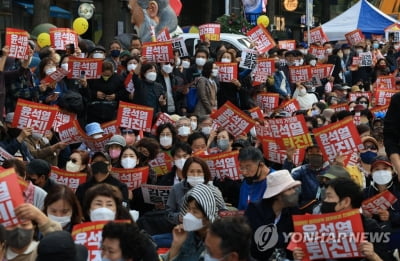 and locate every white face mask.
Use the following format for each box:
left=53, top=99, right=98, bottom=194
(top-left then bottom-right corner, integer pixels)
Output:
left=299, top=49, right=308, bottom=55
left=182, top=60, right=191, bottom=69
left=182, top=212, right=204, bottom=231
left=196, top=57, right=206, bottom=66
left=127, top=63, right=137, bottom=72
left=201, top=126, right=211, bottom=135
left=298, top=88, right=307, bottom=97
left=47, top=214, right=71, bottom=227
left=221, top=58, right=231, bottom=63
left=92, top=134, right=103, bottom=139
left=211, top=69, right=219, bottom=77
left=160, top=136, right=173, bottom=147
left=298, top=58, right=304, bottom=65
left=187, top=176, right=204, bottom=187
left=178, top=126, right=191, bottom=136
left=250, top=127, right=257, bottom=138
left=174, top=158, right=186, bottom=170
left=90, top=207, right=116, bottom=221
left=121, top=157, right=137, bottom=169
left=66, top=161, right=81, bottom=172
left=326, top=48, right=333, bottom=54
left=162, top=64, right=173, bottom=74
left=92, top=53, right=105, bottom=59
left=60, top=63, right=68, bottom=71
left=191, top=121, right=197, bottom=131
left=176, top=57, right=181, bottom=66
left=145, top=71, right=157, bottom=81
left=309, top=60, right=317, bottom=66
left=372, top=170, right=393, bottom=185
left=45, top=66, right=57, bottom=75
